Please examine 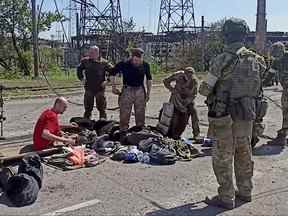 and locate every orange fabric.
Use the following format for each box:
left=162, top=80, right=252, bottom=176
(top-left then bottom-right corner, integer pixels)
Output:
left=67, top=147, right=85, bottom=166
